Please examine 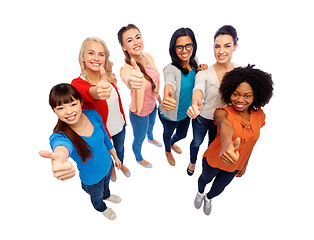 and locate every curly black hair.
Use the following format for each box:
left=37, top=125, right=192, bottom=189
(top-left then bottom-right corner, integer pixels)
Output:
left=219, top=64, right=273, bottom=110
